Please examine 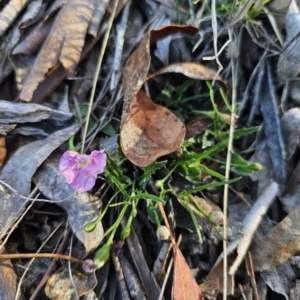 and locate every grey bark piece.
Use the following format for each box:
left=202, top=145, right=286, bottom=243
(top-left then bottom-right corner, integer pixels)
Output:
left=0, top=124, right=80, bottom=239
left=33, top=158, right=104, bottom=254
left=0, top=100, right=73, bottom=124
